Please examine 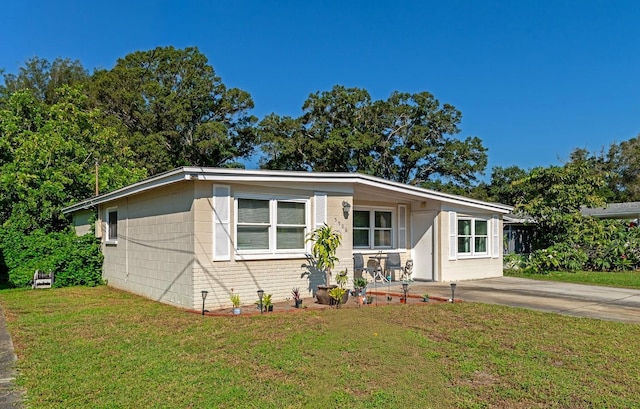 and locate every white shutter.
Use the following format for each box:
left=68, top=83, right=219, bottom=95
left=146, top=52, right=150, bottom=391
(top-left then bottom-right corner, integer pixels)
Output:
left=492, top=215, right=500, bottom=258
left=213, top=185, right=231, bottom=261
left=448, top=211, right=457, bottom=260
left=314, top=192, right=327, bottom=227
left=398, top=205, right=407, bottom=250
